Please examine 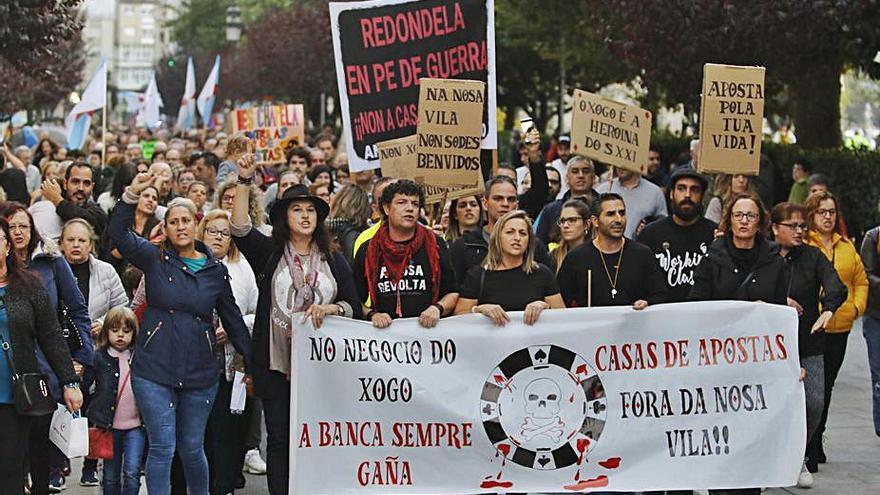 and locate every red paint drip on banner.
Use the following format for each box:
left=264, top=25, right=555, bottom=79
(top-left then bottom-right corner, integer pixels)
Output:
left=563, top=475, right=609, bottom=491
left=480, top=480, right=514, bottom=489
left=599, top=457, right=621, bottom=469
